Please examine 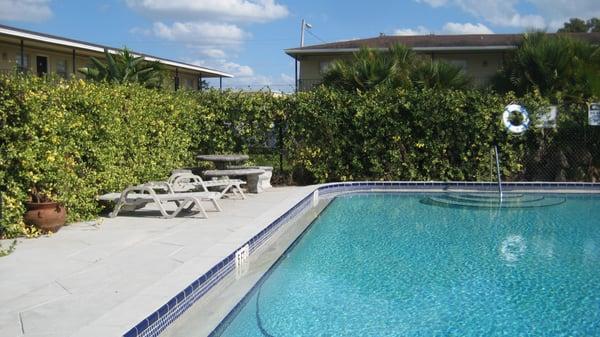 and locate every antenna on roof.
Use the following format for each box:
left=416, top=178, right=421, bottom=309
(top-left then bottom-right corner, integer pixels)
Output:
left=300, top=19, right=312, bottom=47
